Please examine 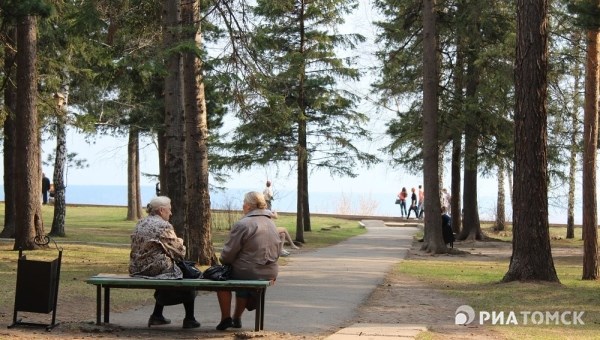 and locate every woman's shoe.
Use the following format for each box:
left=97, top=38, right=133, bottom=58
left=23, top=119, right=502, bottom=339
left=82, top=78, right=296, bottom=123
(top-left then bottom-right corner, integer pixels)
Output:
left=232, top=318, right=242, bottom=328
left=148, top=315, right=171, bottom=327
left=216, top=317, right=233, bottom=331
left=183, top=318, right=201, bottom=329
